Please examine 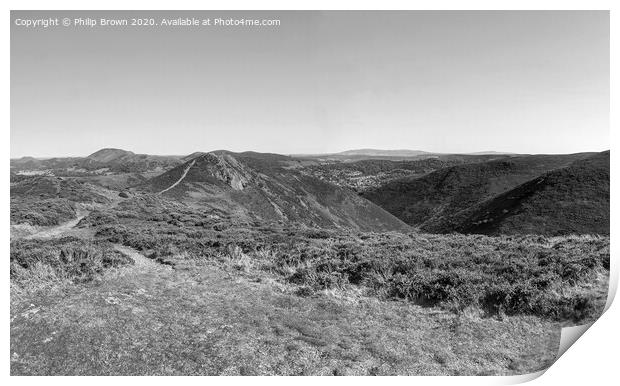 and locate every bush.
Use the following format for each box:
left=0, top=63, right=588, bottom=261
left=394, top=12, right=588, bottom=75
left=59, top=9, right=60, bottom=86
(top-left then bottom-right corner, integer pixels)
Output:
left=10, top=237, right=134, bottom=291
left=10, top=198, right=76, bottom=226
